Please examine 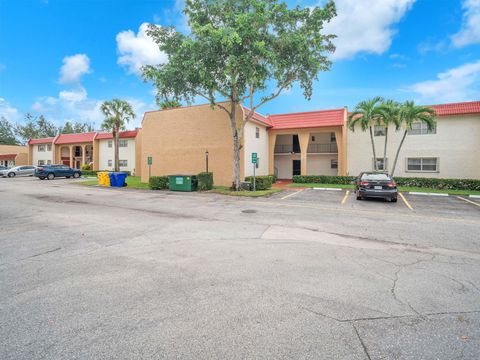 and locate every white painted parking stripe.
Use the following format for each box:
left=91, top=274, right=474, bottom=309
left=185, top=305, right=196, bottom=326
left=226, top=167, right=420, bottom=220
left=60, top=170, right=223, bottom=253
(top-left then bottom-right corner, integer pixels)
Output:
left=313, top=187, right=342, bottom=191
left=456, top=196, right=480, bottom=208
left=341, top=190, right=350, bottom=205
left=281, top=189, right=304, bottom=200
left=469, top=195, right=480, bottom=199
left=409, top=192, right=449, bottom=197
